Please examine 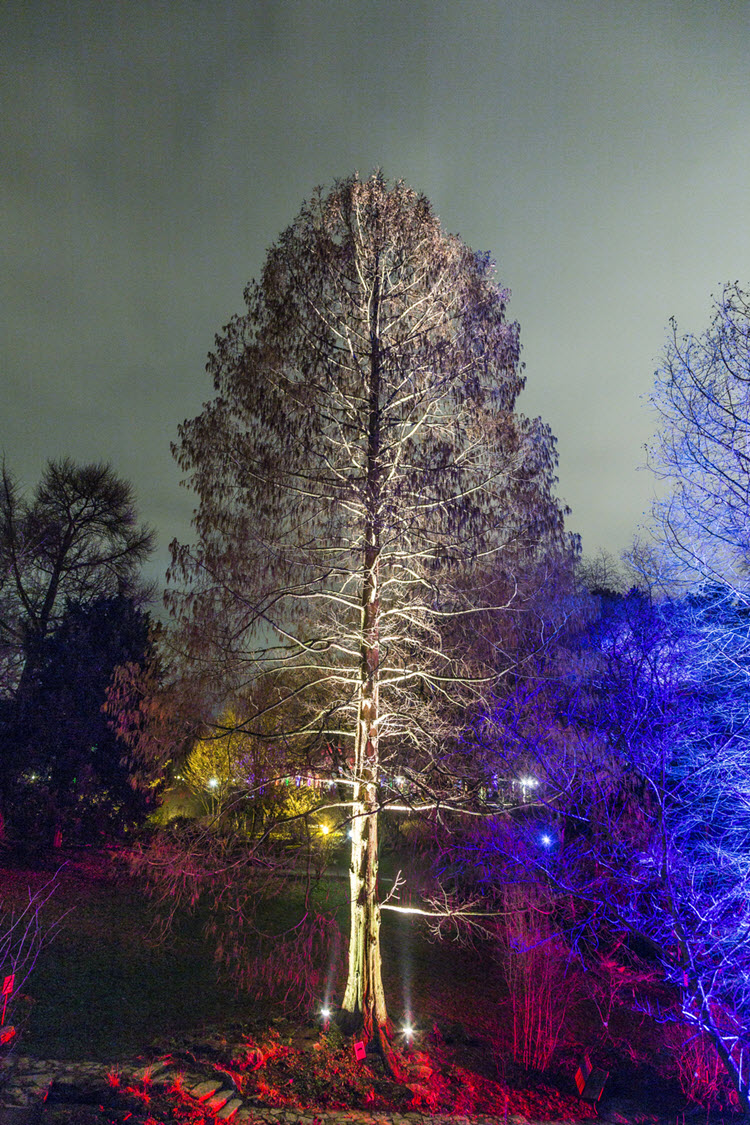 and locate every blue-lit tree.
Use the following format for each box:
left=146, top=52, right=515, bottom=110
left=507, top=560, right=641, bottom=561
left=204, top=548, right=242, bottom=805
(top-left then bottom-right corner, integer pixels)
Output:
left=469, top=586, right=750, bottom=1112
left=643, top=281, right=750, bottom=1108
left=444, top=287, right=750, bottom=1105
